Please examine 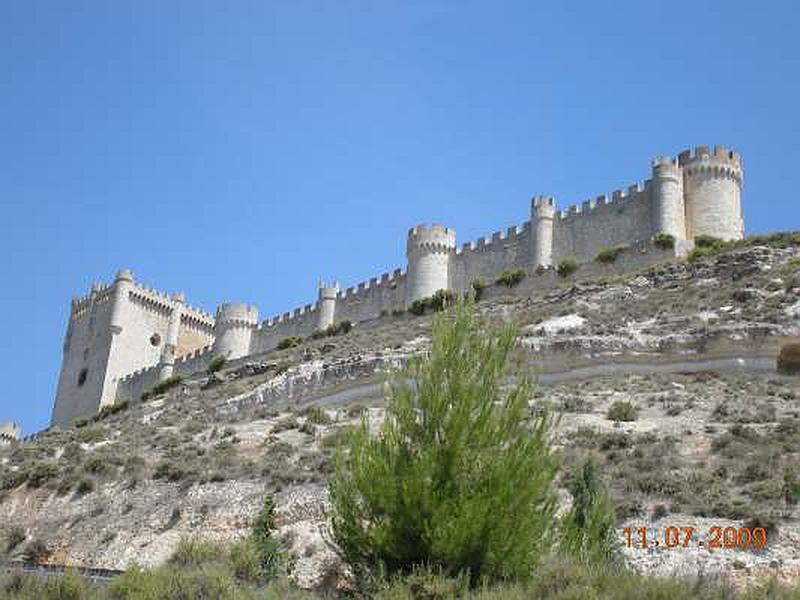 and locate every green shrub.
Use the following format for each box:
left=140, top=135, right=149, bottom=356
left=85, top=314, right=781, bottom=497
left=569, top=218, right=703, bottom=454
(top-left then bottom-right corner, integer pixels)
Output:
left=207, top=355, right=227, bottom=374
left=22, top=538, right=49, bottom=562
left=311, top=320, right=354, bottom=340
left=595, top=245, right=627, bottom=264
left=26, top=462, right=59, bottom=488
left=783, top=471, right=800, bottom=506
left=336, top=320, right=353, bottom=335
left=4, top=526, right=25, bottom=553
left=94, top=400, right=129, bottom=422
left=74, top=425, right=106, bottom=444
left=84, top=454, right=113, bottom=476
left=0, top=470, right=28, bottom=491
left=408, top=289, right=456, bottom=316
left=76, top=478, right=95, bottom=496
left=226, top=538, right=264, bottom=585
left=560, top=459, right=617, bottom=565
left=470, top=279, right=487, bottom=301
left=606, top=400, right=639, bottom=422
left=652, top=232, right=675, bottom=250
left=302, top=406, right=332, bottom=425
left=141, top=375, right=184, bottom=401
left=557, top=258, right=578, bottom=278
left=495, top=268, right=525, bottom=287
left=694, top=234, right=724, bottom=249
left=535, top=264, right=547, bottom=276
left=330, top=300, right=559, bottom=585
left=777, top=343, right=800, bottom=375
left=687, top=235, right=733, bottom=261
left=153, top=460, right=195, bottom=483
left=408, top=299, right=427, bottom=316
left=391, top=308, right=405, bottom=316
left=168, top=538, right=221, bottom=569
left=251, top=497, right=283, bottom=581
left=277, top=336, right=303, bottom=350
left=108, top=564, right=241, bottom=600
